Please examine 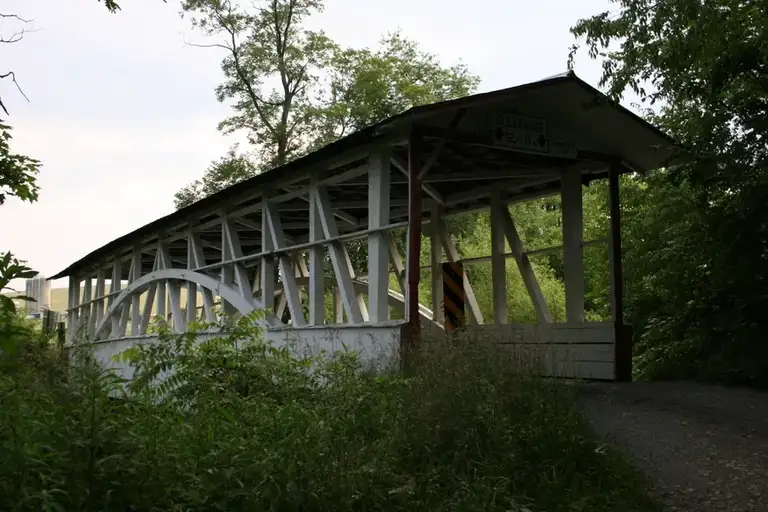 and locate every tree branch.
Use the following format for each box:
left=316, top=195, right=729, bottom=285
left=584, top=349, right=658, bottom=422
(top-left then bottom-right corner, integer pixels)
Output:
left=0, top=71, right=30, bottom=115
left=0, top=14, right=31, bottom=23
